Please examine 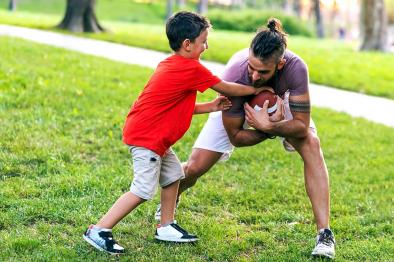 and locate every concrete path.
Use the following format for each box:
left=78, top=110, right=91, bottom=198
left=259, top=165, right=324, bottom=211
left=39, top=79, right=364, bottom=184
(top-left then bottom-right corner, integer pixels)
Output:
left=1, top=24, right=393, bottom=128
